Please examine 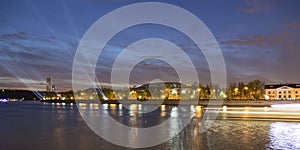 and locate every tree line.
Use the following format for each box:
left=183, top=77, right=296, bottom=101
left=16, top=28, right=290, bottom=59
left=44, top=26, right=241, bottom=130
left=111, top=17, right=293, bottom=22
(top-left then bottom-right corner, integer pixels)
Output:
left=44, top=79, right=265, bottom=100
